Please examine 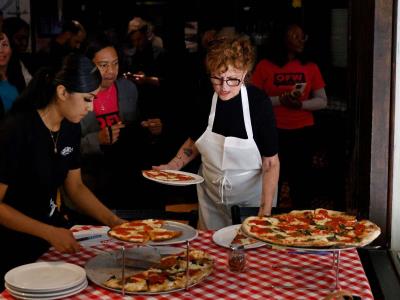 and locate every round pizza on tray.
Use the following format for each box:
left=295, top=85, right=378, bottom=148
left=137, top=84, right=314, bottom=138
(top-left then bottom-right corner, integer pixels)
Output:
left=241, top=208, right=381, bottom=248
left=108, top=219, right=182, bottom=243
left=103, top=249, right=213, bottom=293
